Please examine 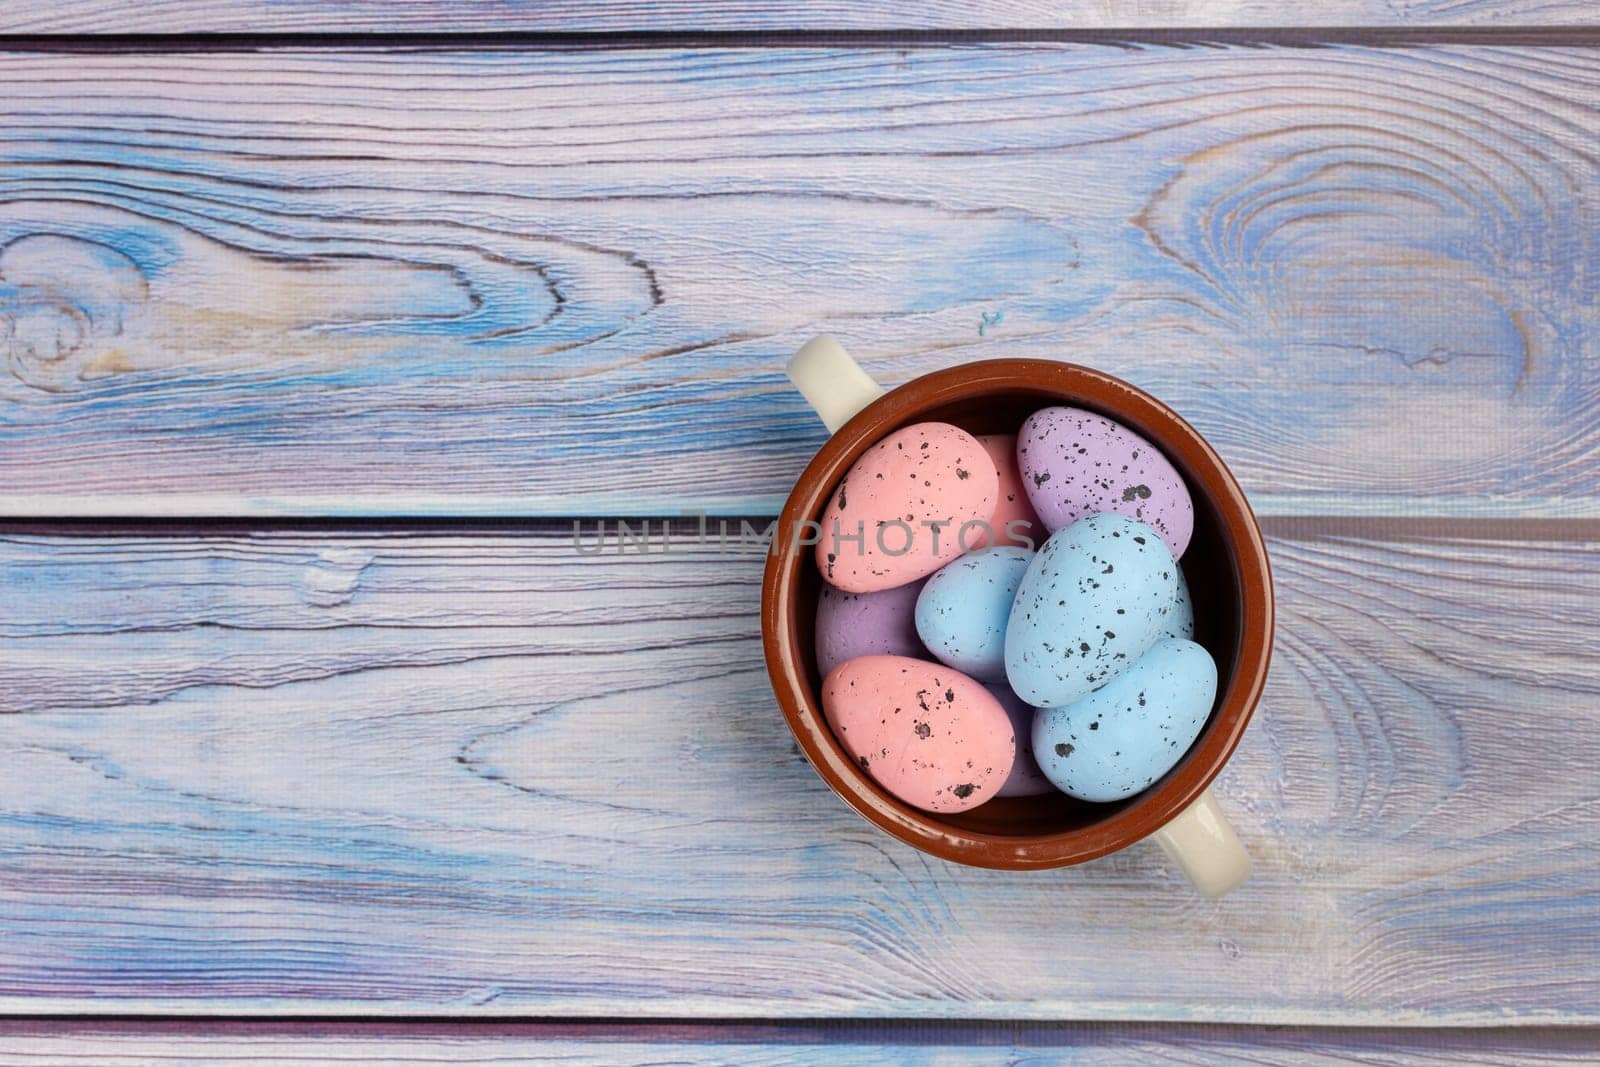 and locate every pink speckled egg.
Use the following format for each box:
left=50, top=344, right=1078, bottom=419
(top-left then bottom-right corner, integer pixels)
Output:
left=815, top=422, right=998, bottom=593
left=971, top=433, right=1042, bottom=549
left=822, top=655, right=1015, bottom=813
left=1017, top=406, right=1194, bottom=558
